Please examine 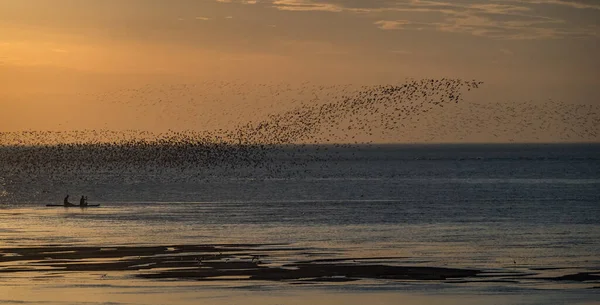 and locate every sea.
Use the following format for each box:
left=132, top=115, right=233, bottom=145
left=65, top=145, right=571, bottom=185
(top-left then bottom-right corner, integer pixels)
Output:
left=1, top=143, right=599, bottom=305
